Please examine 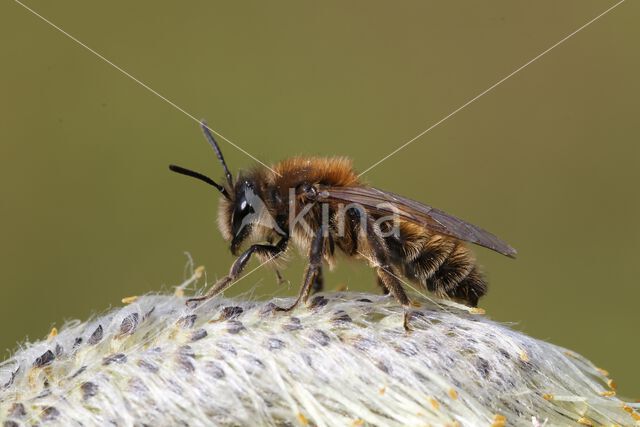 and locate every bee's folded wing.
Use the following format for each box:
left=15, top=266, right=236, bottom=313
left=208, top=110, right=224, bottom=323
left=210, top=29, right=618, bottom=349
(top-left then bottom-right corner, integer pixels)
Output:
left=318, top=186, right=516, bottom=258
